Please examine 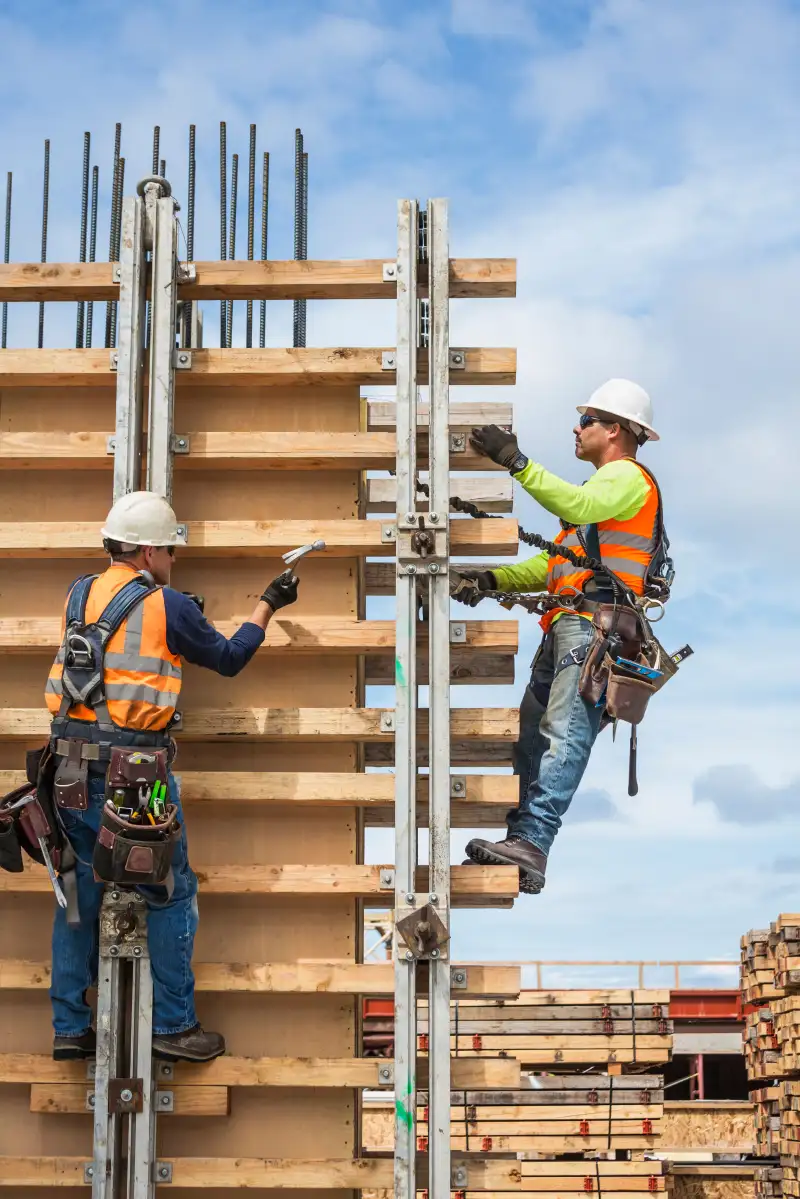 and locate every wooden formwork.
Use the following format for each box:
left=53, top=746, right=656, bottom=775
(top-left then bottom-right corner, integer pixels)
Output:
left=0, top=252, right=520, bottom=1192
